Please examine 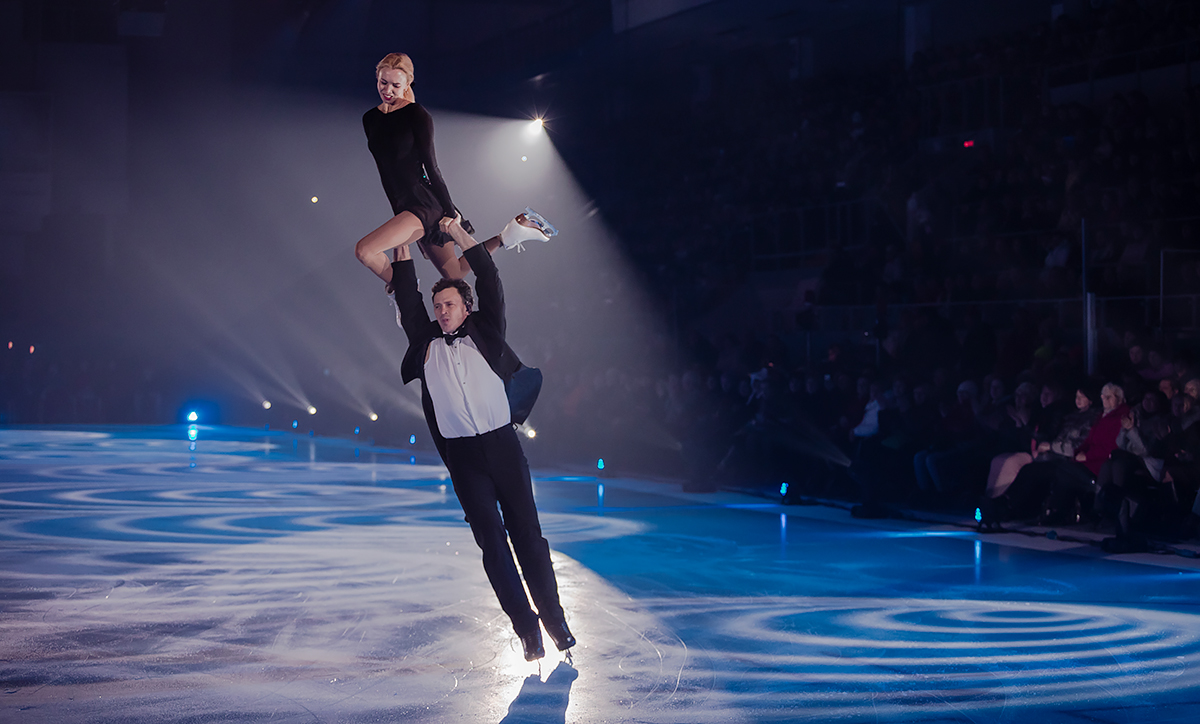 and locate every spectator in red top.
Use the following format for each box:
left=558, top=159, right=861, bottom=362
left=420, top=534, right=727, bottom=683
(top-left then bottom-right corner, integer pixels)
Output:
left=1042, top=383, right=1129, bottom=524
left=1074, top=383, right=1130, bottom=476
